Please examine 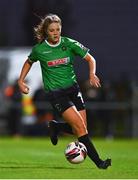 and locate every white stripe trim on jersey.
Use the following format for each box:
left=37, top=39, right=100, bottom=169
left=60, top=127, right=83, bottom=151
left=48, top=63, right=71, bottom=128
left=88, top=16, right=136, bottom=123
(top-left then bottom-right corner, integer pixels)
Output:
left=45, top=37, right=61, bottom=47
left=83, top=51, right=89, bottom=59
